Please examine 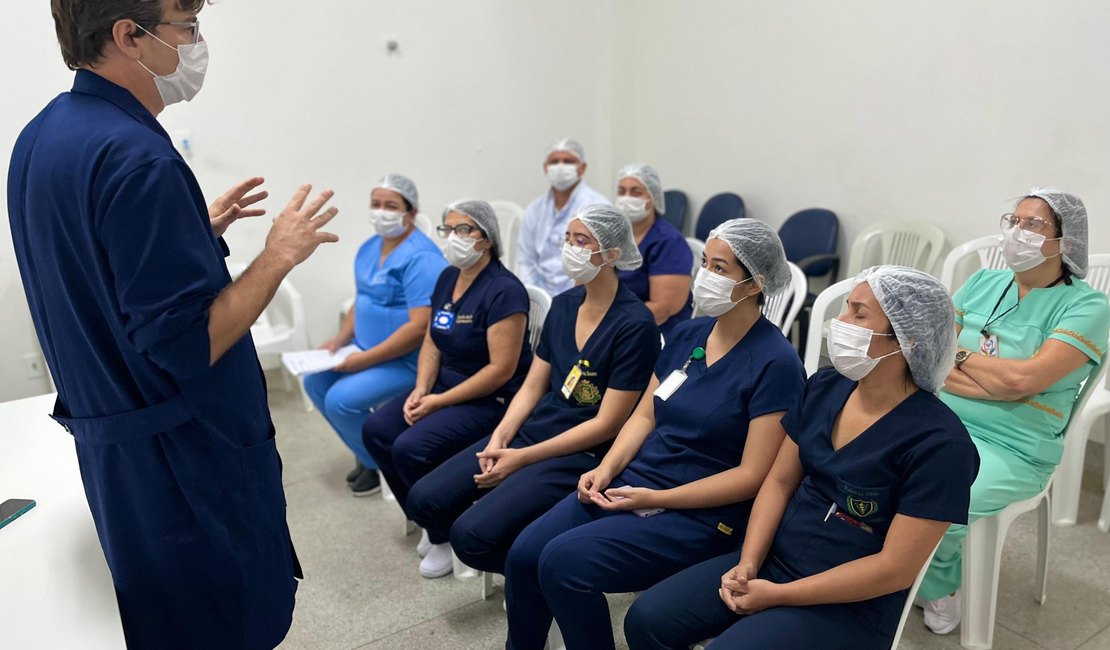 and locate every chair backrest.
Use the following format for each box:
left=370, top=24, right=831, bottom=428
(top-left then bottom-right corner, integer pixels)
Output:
left=490, top=199, right=525, bottom=272
left=524, top=284, right=551, bottom=352
left=779, top=208, right=840, bottom=278
left=939, top=234, right=1006, bottom=292
left=226, top=262, right=306, bottom=352
left=760, top=262, right=808, bottom=335
left=803, top=278, right=855, bottom=375
left=663, top=190, right=689, bottom=233
left=891, top=542, right=942, bottom=649
left=695, top=192, right=745, bottom=241
left=414, top=212, right=436, bottom=243
left=1083, top=253, right=1110, bottom=298
left=846, top=220, right=946, bottom=277
left=685, top=237, right=706, bottom=276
